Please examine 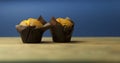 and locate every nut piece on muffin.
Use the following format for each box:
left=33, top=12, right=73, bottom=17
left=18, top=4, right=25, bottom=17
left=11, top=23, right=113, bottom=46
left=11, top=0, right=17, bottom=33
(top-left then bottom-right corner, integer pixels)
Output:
left=50, top=17, right=74, bottom=42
